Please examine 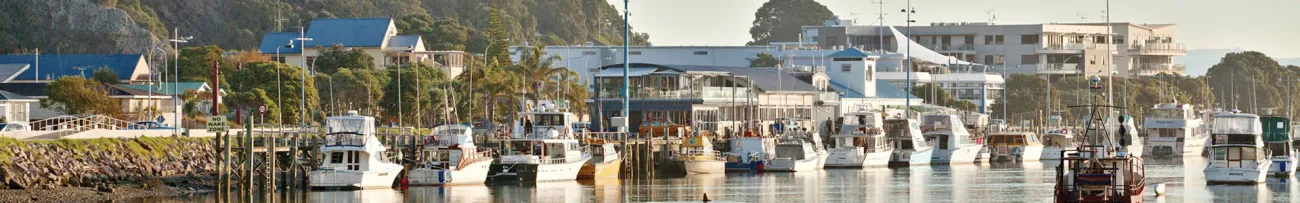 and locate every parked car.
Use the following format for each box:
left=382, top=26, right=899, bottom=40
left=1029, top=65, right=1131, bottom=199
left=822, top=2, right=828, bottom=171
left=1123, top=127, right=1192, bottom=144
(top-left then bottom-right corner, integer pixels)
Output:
left=0, top=123, right=30, bottom=132
left=638, top=119, right=691, bottom=137
left=127, top=121, right=175, bottom=130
